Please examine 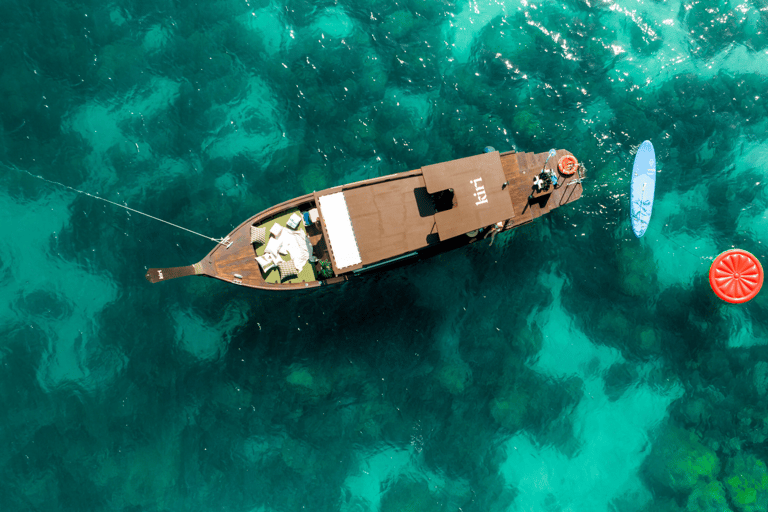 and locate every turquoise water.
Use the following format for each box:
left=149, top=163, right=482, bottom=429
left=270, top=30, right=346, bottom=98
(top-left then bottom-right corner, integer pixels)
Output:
left=1, top=0, right=767, bottom=510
